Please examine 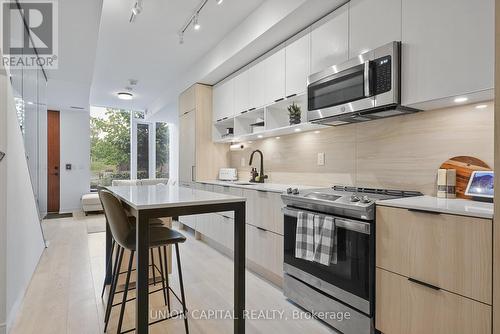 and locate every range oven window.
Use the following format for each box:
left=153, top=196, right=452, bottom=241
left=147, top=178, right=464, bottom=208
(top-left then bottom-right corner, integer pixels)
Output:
left=308, top=63, right=366, bottom=111
left=283, top=213, right=371, bottom=301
